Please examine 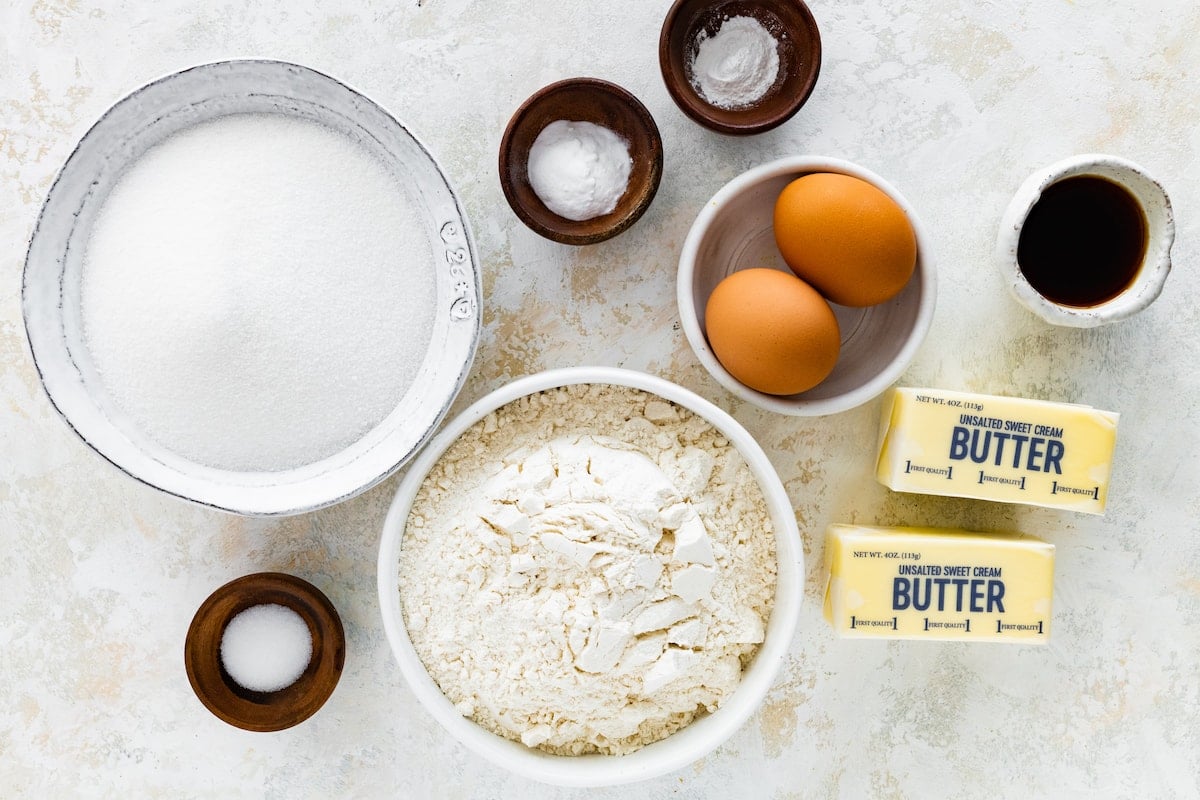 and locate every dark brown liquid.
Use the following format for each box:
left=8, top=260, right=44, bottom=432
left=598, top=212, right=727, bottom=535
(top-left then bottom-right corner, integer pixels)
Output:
left=1016, top=175, right=1147, bottom=307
